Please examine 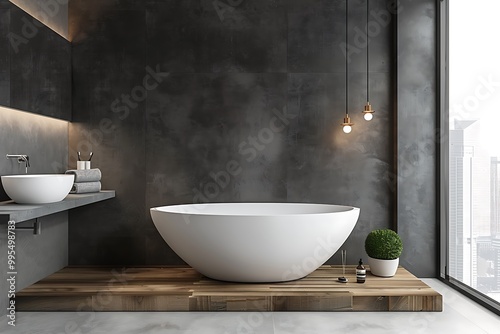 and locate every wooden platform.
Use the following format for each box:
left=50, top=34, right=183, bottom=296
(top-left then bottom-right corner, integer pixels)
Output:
left=16, top=265, right=442, bottom=312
